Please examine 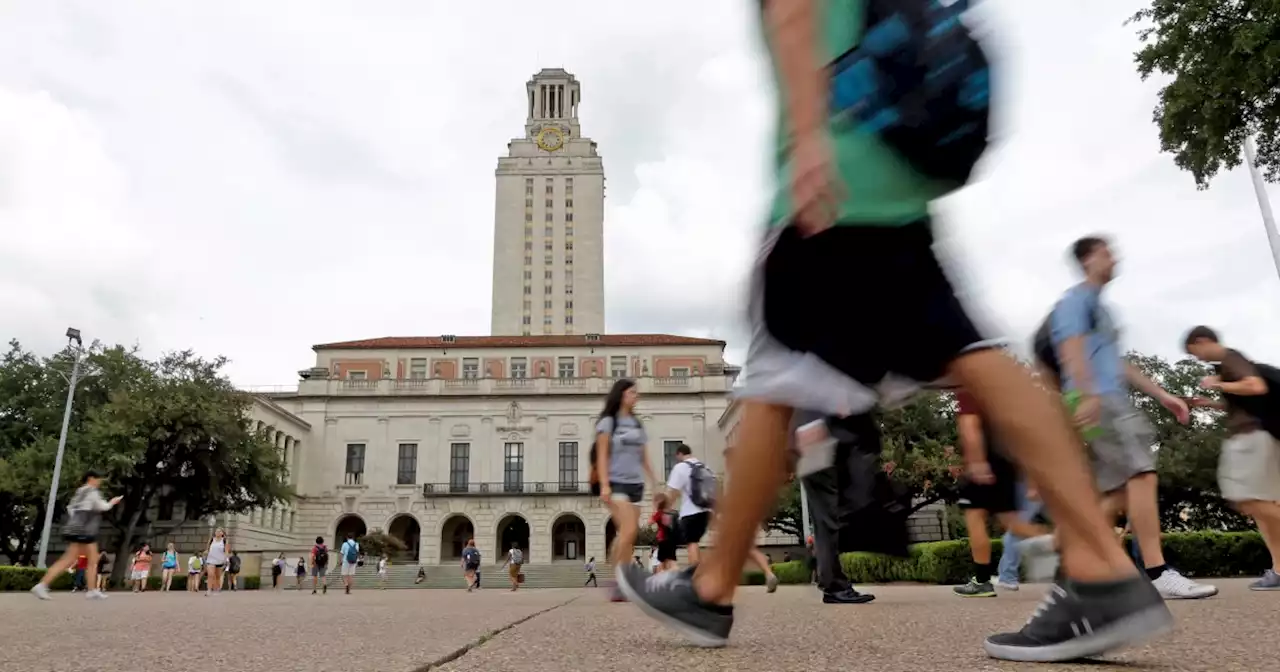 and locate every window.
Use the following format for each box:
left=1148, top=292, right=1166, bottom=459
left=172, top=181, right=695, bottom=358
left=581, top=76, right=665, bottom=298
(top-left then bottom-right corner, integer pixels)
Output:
left=544, top=226, right=553, bottom=237
left=522, top=328, right=531, bottom=336
left=397, top=443, right=418, bottom=485
left=545, top=199, right=553, bottom=207
left=524, top=241, right=533, bottom=251
left=544, top=239, right=553, bottom=251
left=558, top=442, right=578, bottom=490
left=565, top=241, right=573, bottom=251
left=544, top=254, right=553, bottom=265
left=544, top=270, right=553, bottom=279
left=545, top=212, right=553, bottom=222
left=544, top=285, right=553, bottom=294
left=565, top=284, right=573, bottom=295
left=543, top=315, right=553, bottom=325
left=522, top=315, right=531, bottom=325
left=545, top=185, right=553, bottom=194
left=449, top=443, right=470, bottom=492
left=504, top=443, right=524, bottom=492
left=526, top=178, right=533, bottom=186
left=523, top=285, right=532, bottom=295
left=347, top=370, right=367, bottom=381
left=523, top=270, right=533, bottom=280
left=558, top=356, right=575, bottom=378
left=525, top=212, right=532, bottom=221
left=671, top=367, right=690, bottom=378
left=510, top=358, right=527, bottom=379
left=611, top=356, right=627, bottom=379
left=565, top=199, right=574, bottom=208
left=566, top=225, right=574, bottom=236
left=409, top=358, right=427, bottom=379
left=566, top=255, right=574, bottom=265
left=663, top=441, right=683, bottom=478
left=565, top=300, right=573, bottom=309
left=462, top=358, right=479, bottom=379
left=525, top=198, right=532, bottom=207
left=523, top=300, right=531, bottom=309
left=544, top=299, right=553, bottom=309
left=524, top=255, right=532, bottom=265
left=566, top=178, right=573, bottom=186
left=565, top=315, right=573, bottom=325
left=157, top=494, right=175, bottom=521
left=565, top=213, right=573, bottom=222
left=345, top=444, right=366, bottom=485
